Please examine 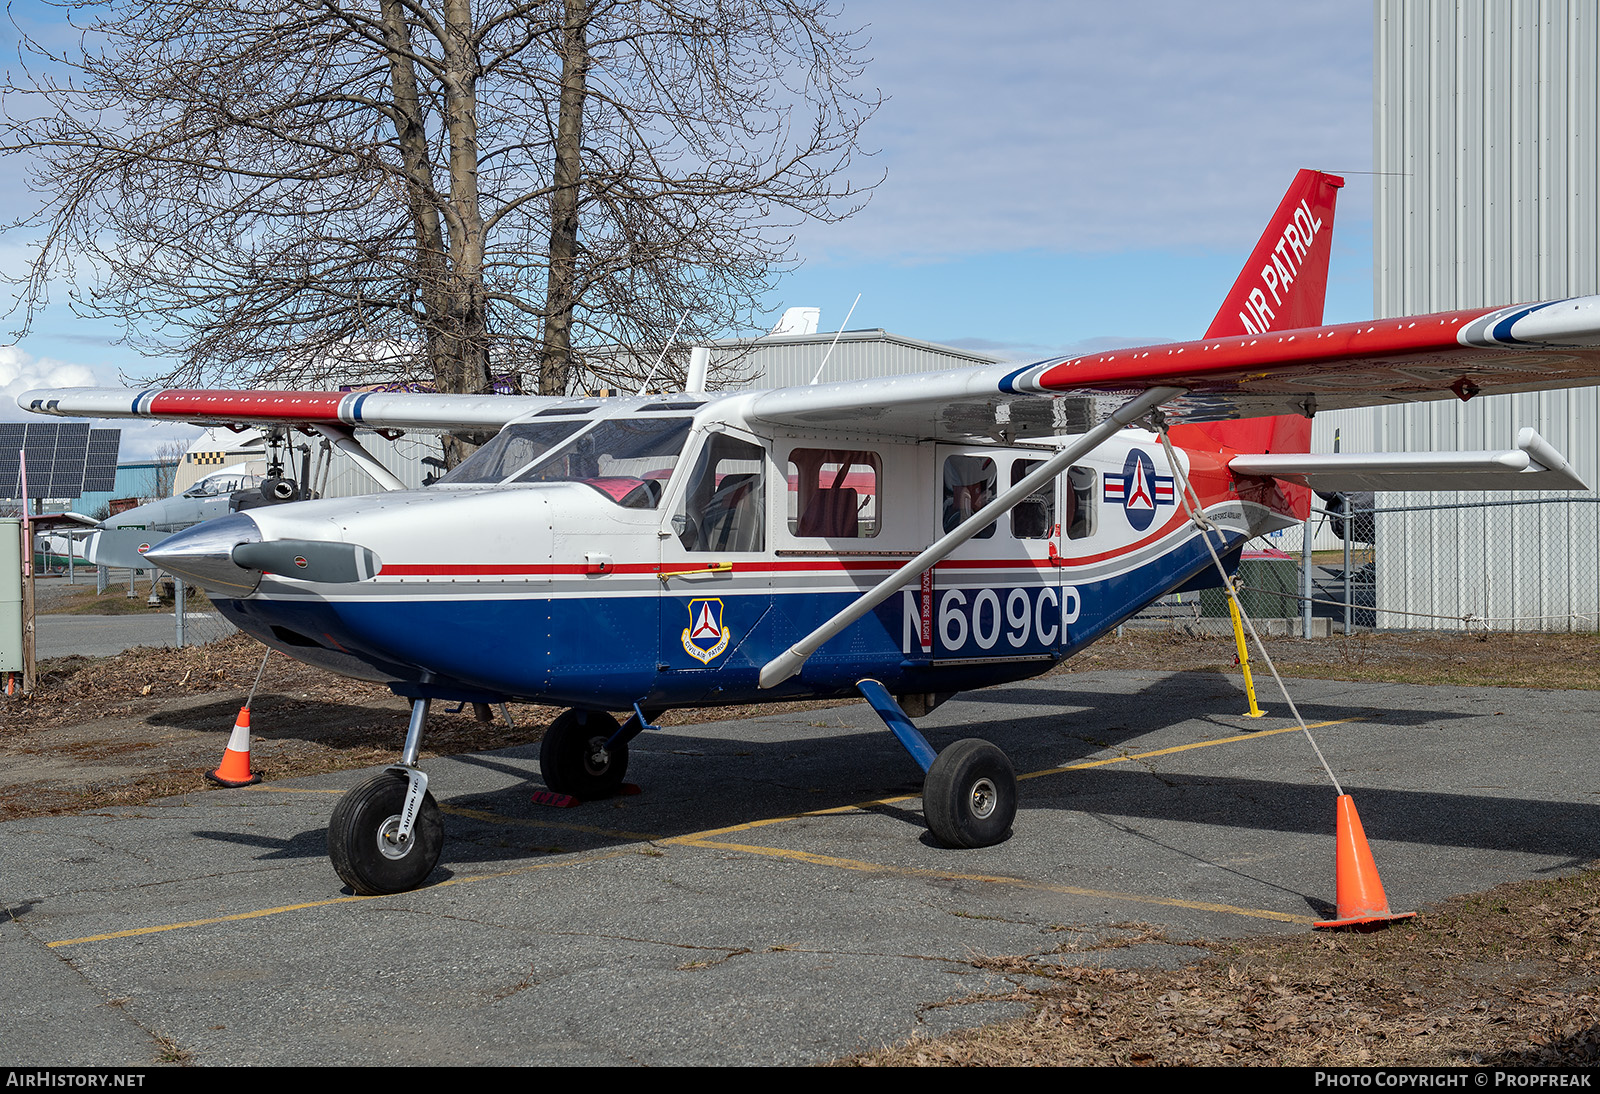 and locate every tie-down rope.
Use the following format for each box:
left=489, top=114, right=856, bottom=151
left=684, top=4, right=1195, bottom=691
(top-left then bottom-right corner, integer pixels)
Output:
left=1150, top=418, right=1345, bottom=797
